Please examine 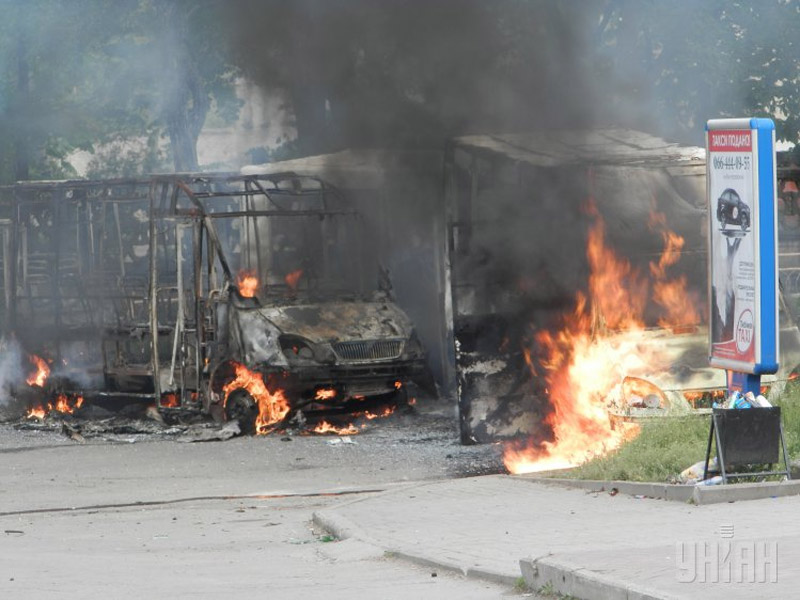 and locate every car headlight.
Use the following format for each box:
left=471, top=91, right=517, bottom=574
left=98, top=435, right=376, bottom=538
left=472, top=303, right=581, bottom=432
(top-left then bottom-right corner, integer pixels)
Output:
left=402, top=329, right=424, bottom=359
left=279, top=335, right=336, bottom=364
left=280, top=335, right=316, bottom=362
left=235, top=311, right=286, bottom=366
